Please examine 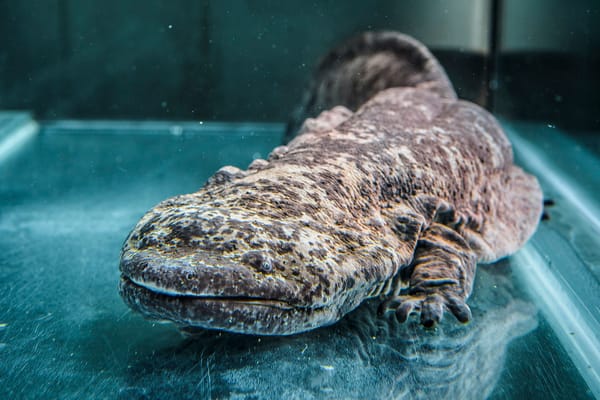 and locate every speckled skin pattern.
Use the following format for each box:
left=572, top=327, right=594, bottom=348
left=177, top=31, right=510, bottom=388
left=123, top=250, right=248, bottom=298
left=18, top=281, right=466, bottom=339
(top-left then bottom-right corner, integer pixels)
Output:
left=119, top=32, right=543, bottom=335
